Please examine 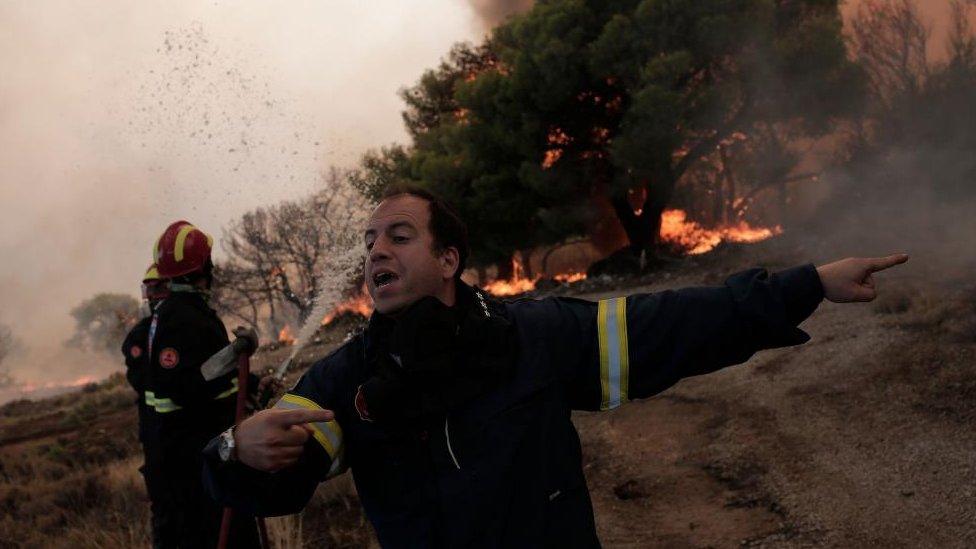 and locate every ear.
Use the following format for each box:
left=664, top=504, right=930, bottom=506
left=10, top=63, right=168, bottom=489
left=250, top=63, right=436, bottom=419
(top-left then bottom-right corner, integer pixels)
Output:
left=438, top=246, right=460, bottom=279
